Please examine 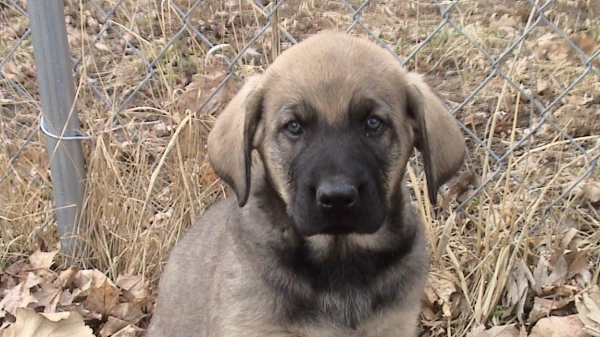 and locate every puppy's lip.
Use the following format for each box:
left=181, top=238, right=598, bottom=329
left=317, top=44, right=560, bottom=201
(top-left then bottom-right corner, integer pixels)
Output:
left=319, top=225, right=356, bottom=235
